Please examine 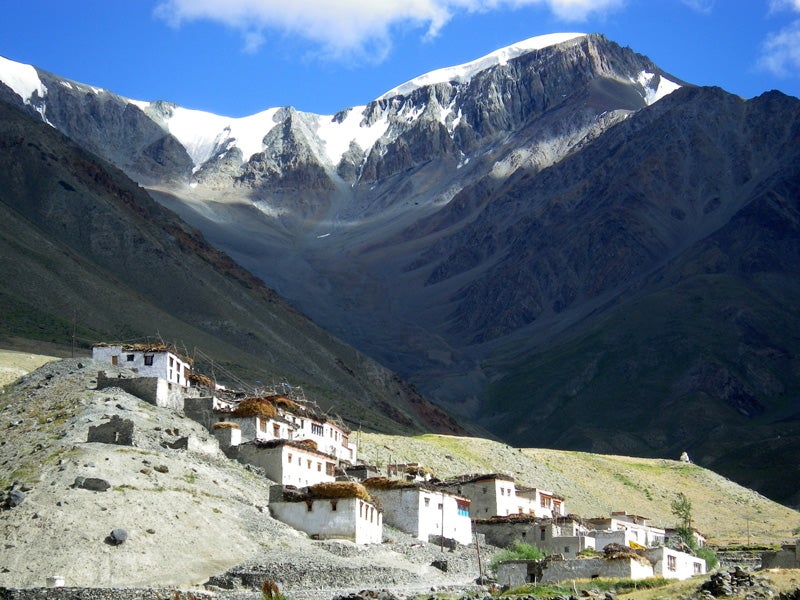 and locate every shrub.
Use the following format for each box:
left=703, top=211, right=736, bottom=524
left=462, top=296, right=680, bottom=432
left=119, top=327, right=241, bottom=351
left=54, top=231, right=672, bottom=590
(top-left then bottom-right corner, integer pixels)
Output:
left=490, top=540, right=545, bottom=572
